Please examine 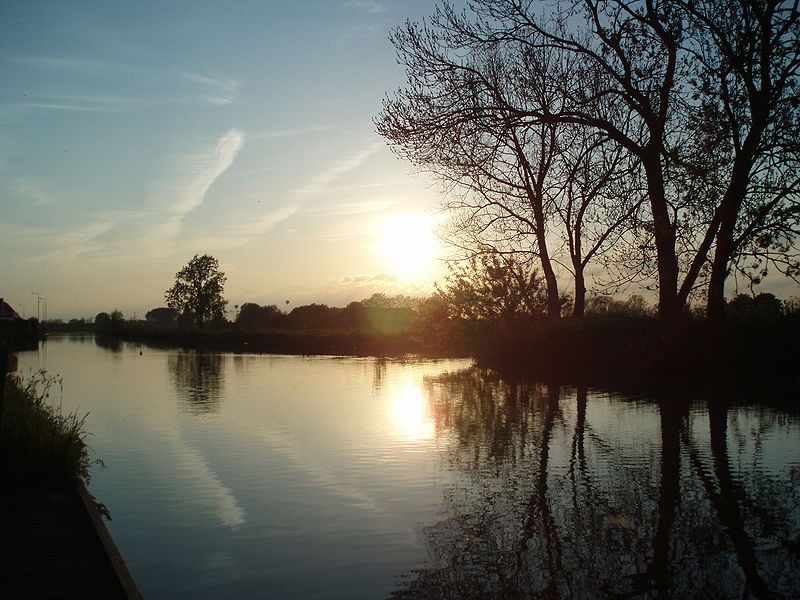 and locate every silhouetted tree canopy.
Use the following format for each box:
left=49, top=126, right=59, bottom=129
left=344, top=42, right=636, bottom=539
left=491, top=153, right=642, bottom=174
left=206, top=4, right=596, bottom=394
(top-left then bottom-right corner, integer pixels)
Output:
left=95, top=310, right=123, bottom=333
left=726, top=292, right=784, bottom=320
left=437, top=254, right=552, bottom=321
left=165, top=254, right=228, bottom=328
left=377, top=0, right=799, bottom=322
left=286, top=303, right=337, bottom=330
left=145, top=307, right=178, bottom=325
left=236, top=303, right=284, bottom=330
